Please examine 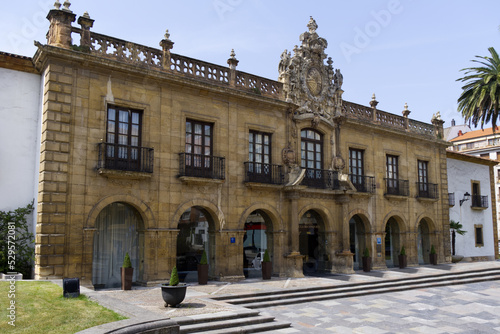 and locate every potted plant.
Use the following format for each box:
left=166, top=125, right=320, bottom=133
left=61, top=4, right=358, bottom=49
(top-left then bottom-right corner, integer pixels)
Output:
left=362, top=247, right=371, bottom=272
left=121, top=252, right=133, bottom=290
left=398, top=246, right=407, bottom=269
left=197, top=250, right=208, bottom=285
left=450, top=220, right=467, bottom=263
left=161, top=266, right=187, bottom=307
left=429, top=245, right=438, bottom=265
left=261, top=249, right=272, bottom=280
